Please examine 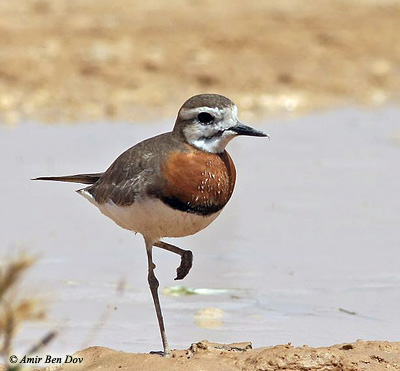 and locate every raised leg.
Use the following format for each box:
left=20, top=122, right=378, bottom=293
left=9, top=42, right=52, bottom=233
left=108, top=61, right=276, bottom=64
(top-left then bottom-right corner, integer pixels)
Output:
left=144, top=238, right=171, bottom=357
left=154, top=241, right=193, bottom=280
